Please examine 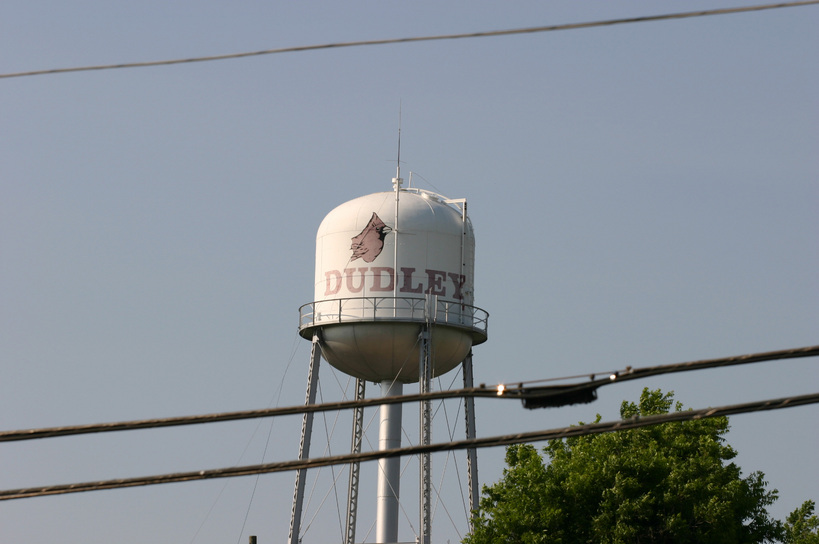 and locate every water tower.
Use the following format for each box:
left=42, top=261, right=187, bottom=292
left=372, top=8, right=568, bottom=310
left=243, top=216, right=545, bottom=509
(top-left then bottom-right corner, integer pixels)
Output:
left=289, top=172, right=488, bottom=544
